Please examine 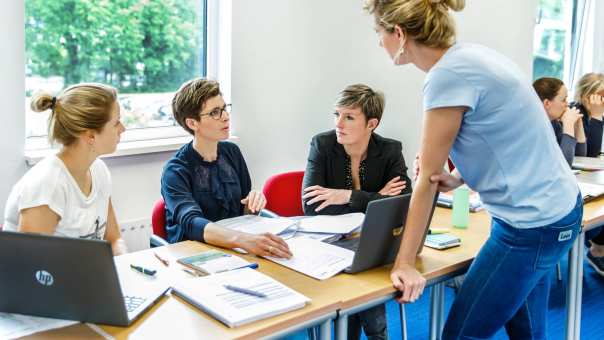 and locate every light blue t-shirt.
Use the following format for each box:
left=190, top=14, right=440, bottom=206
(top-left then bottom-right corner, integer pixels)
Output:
left=423, top=43, right=579, bottom=228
